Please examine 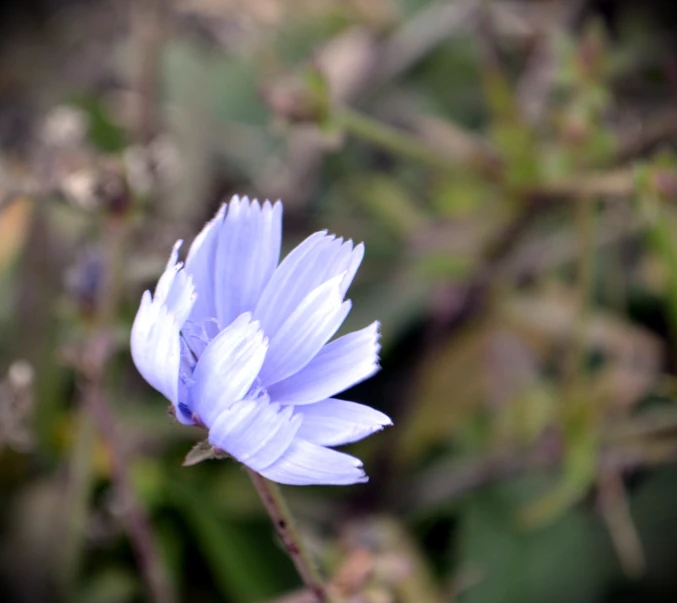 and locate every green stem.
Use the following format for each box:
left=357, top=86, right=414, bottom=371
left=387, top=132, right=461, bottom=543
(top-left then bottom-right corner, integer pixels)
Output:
left=647, top=208, right=677, bottom=341
left=60, top=406, right=97, bottom=598
left=523, top=195, right=597, bottom=527
left=335, top=108, right=455, bottom=172
left=246, top=469, right=335, bottom=603
left=568, top=194, right=596, bottom=397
